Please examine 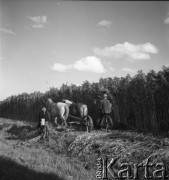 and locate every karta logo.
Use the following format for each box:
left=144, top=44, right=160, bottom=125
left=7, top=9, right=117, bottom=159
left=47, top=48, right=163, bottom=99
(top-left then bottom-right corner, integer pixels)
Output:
left=96, top=157, right=168, bottom=179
